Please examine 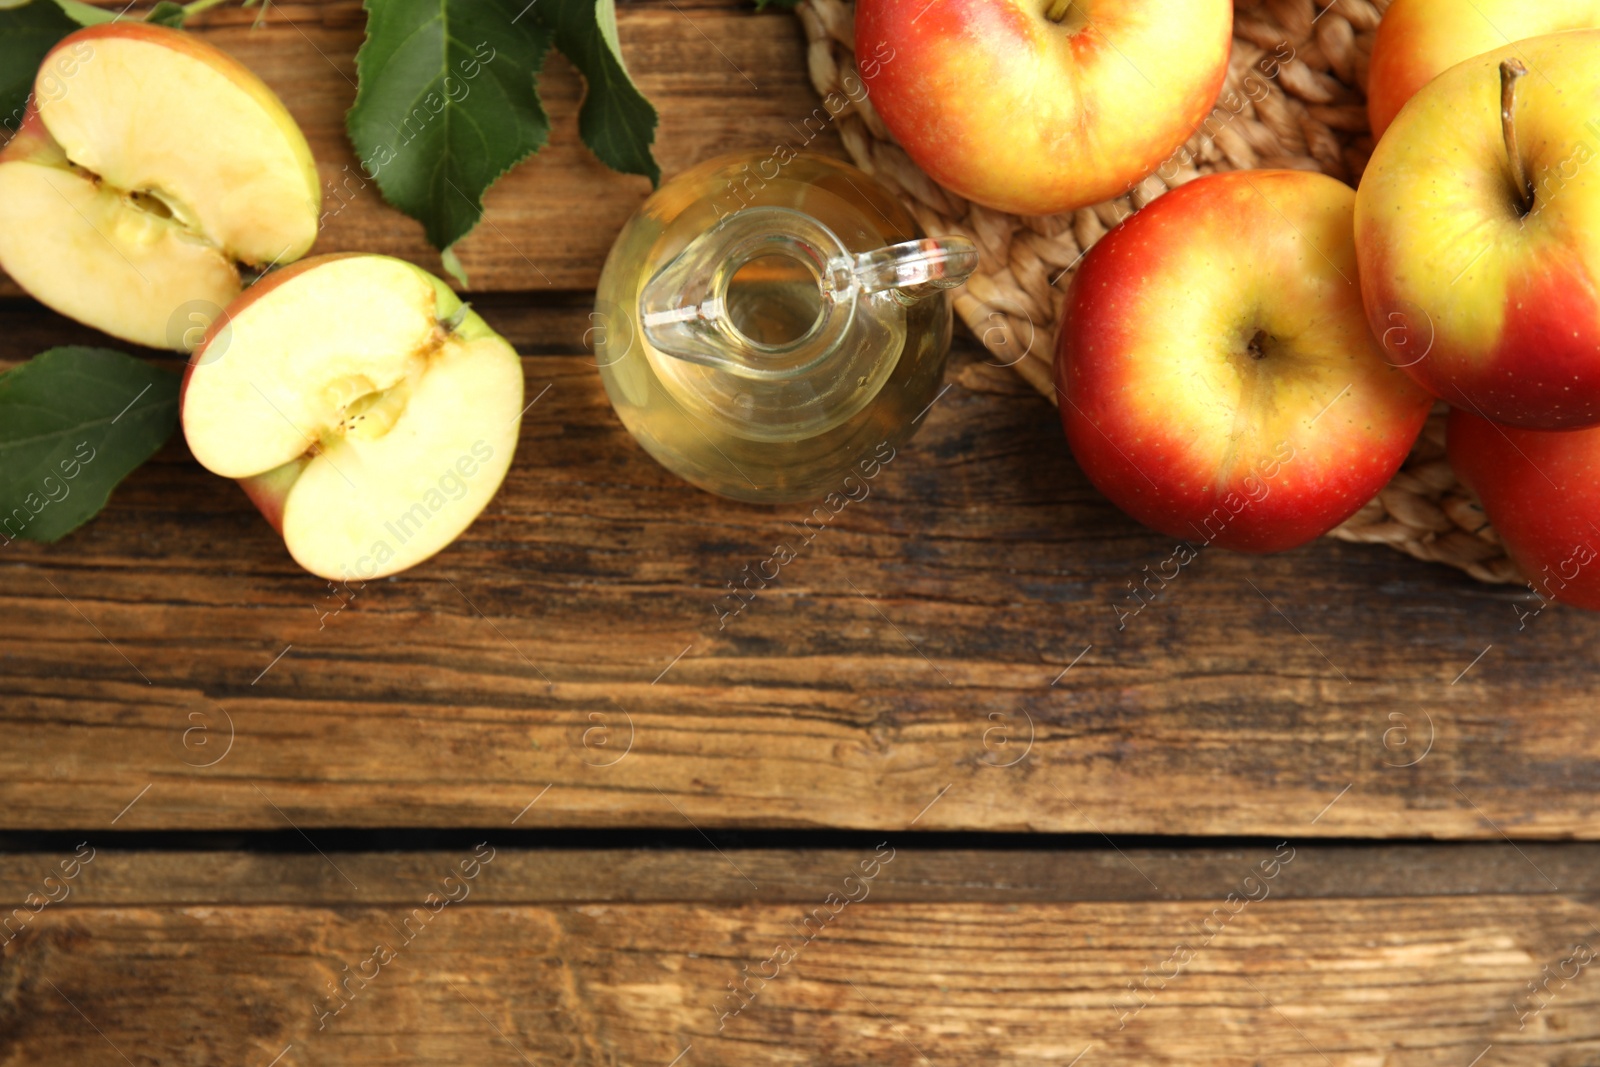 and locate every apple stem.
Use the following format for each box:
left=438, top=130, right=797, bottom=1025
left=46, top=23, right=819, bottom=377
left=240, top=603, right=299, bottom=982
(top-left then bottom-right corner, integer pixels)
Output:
left=1044, top=0, right=1076, bottom=23
left=1500, top=59, right=1534, bottom=216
